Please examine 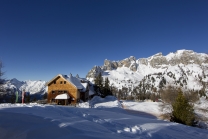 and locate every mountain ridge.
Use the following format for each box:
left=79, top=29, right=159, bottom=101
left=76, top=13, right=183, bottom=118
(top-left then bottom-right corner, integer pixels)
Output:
left=3, top=78, right=47, bottom=95
left=86, top=49, right=208, bottom=96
